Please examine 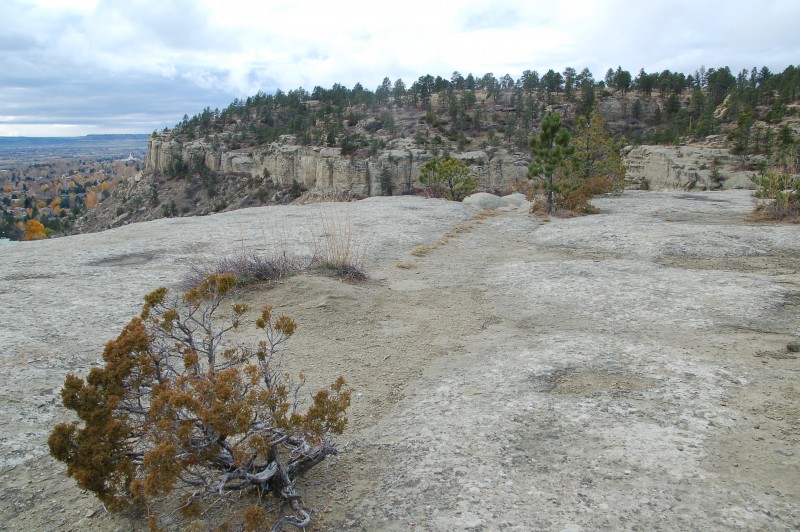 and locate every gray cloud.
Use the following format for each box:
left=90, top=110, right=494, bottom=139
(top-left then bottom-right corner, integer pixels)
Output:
left=1, top=0, right=798, bottom=136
